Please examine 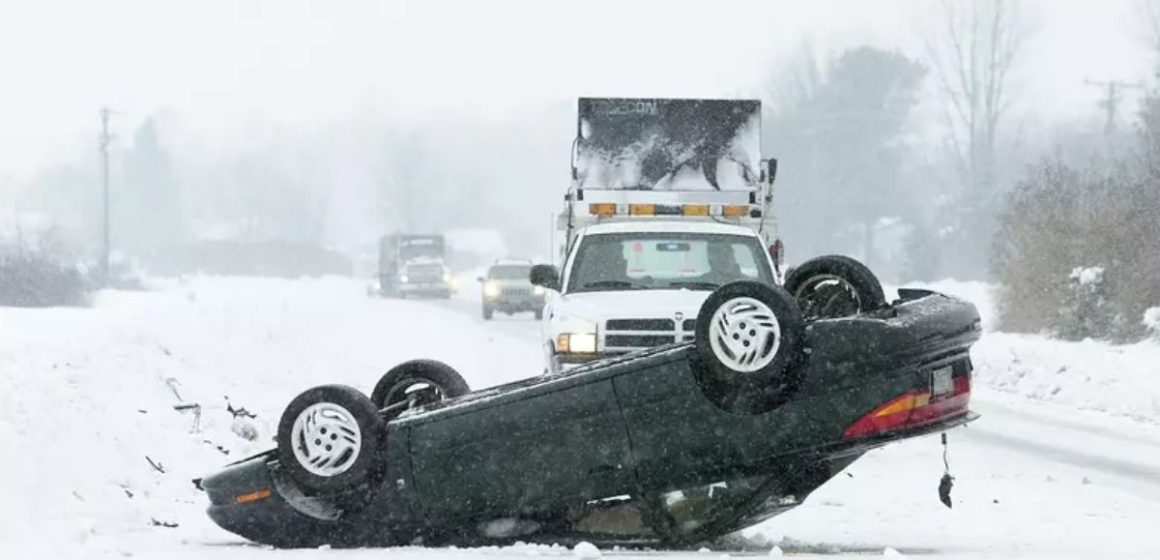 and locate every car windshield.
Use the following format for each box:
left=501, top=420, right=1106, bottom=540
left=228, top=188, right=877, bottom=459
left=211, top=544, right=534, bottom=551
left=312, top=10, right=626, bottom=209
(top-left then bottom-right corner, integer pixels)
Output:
left=565, top=232, right=771, bottom=293
left=489, top=265, right=531, bottom=280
